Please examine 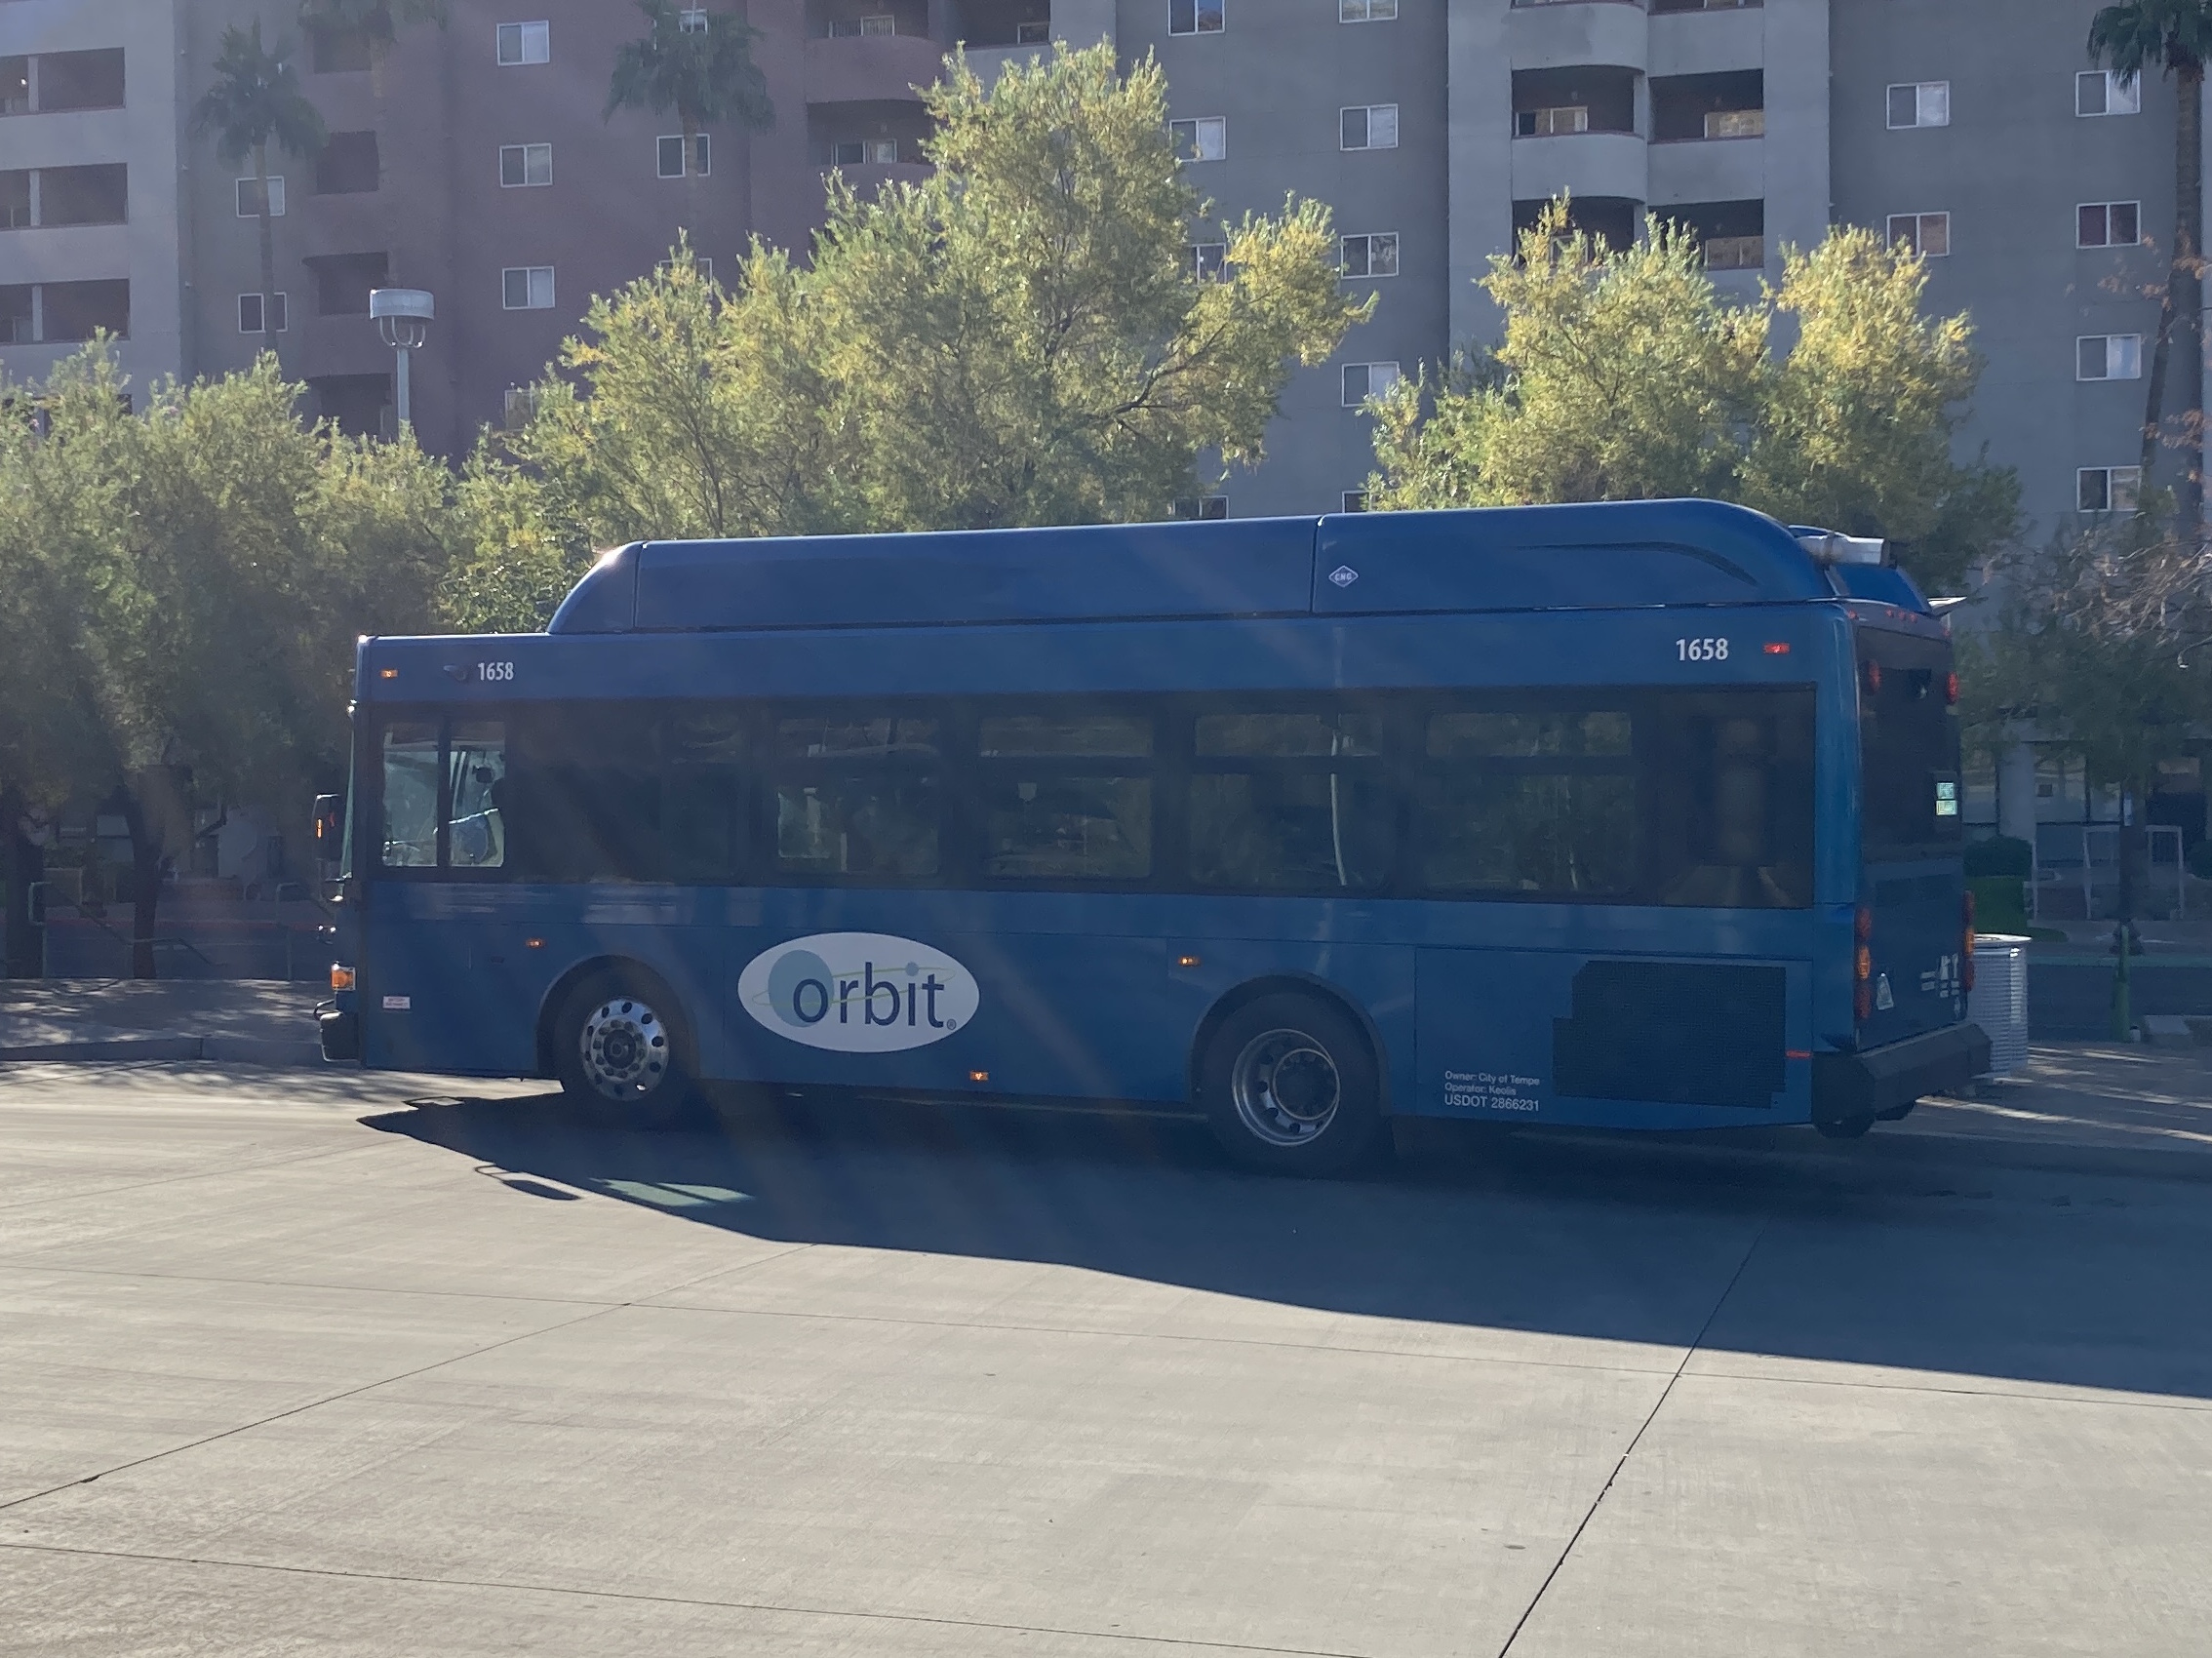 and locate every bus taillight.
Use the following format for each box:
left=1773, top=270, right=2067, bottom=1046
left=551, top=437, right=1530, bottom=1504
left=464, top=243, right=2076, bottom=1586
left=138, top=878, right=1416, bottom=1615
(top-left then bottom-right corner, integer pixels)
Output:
left=1962, top=890, right=1976, bottom=993
left=1854, top=905, right=1874, bottom=1022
